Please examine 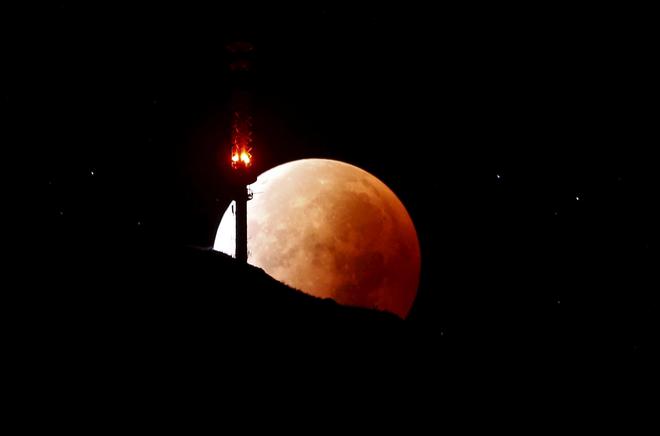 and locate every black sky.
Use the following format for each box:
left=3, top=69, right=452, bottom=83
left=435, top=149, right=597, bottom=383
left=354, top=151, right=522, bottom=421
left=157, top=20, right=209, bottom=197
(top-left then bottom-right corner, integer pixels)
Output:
left=12, top=4, right=657, bottom=359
